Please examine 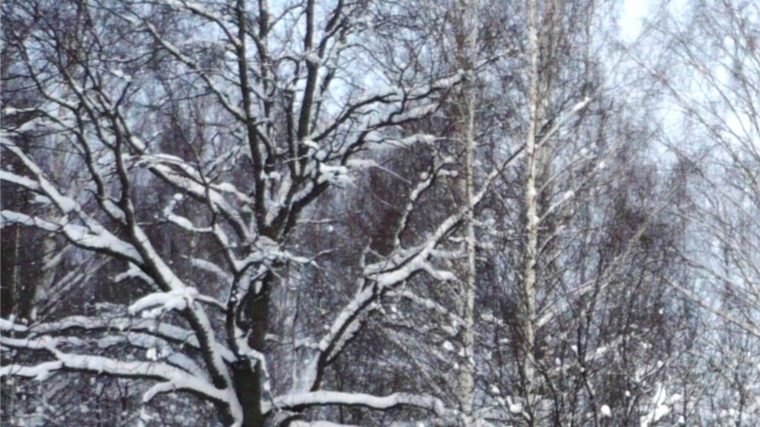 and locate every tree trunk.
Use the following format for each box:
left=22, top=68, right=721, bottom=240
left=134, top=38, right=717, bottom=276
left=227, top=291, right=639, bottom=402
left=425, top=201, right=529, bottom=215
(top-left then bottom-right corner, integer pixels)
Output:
left=455, top=1, right=479, bottom=425
left=521, top=0, right=541, bottom=422
left=232, top=273, right=273, bottom=427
